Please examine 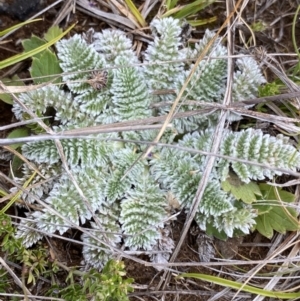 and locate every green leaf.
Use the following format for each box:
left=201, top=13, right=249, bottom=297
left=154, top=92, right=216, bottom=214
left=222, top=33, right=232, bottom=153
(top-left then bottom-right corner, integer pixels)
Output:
left=269, top=202, right=298, bottom=233
left=253, top=184, right=299, bottom=238
left=255, top=213, right=274, bottom=239
left=7, top=128, right=30, bottom=149
left=179, top=273, right=300, bottom=299
left=30, top=49, right=62, bottom=84
left=1, top=234, right=9, bottom=247
left=10, top=155, right=23, bottom=178
left=0, top=75, right=24, bottom=104
left=259, top=183, right=295, bottom=203
left=221, top=173, right=261, bottom=204
left=44, top=26, right=63, bottom=42
left=258, top=81, right=281, bottom=97
left=22, top=35, right=46, bottom=59
left=254, top=203, right=272, bottom=215
left=0, top=23, right=75, bottom=70
left=27, top=272, right=35, bottom=284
